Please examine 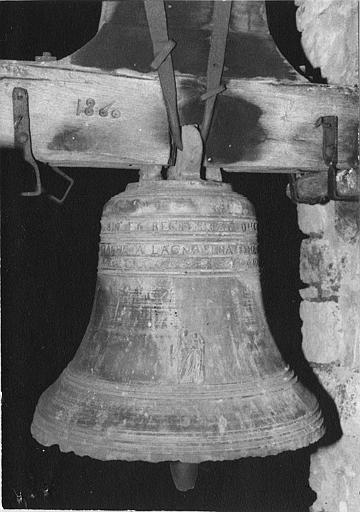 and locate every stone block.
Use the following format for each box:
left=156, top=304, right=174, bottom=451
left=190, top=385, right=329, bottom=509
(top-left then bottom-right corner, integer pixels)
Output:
left=299, top=285, right=319, bottom=300
left=300, top=301, right=343, bottom=363
left=310, top=436, right=360, bottom=512
left=312, top=365, right=360, bottom=435
left=300, top=238, right=345, bottom=294
left=297, top=203, right=334, bottom=236
left=339, top=285, right=360, bottom=368
left=335, top=199, right=360, bottom=244
left=295, top=0, right=359, bottom=86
